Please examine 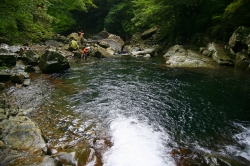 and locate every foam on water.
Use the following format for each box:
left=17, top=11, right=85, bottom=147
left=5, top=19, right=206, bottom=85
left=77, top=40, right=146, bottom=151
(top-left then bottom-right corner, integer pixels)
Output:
left=103, top=116, right=175, bottom=166
left=231, top=124, right=250, bottom=160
